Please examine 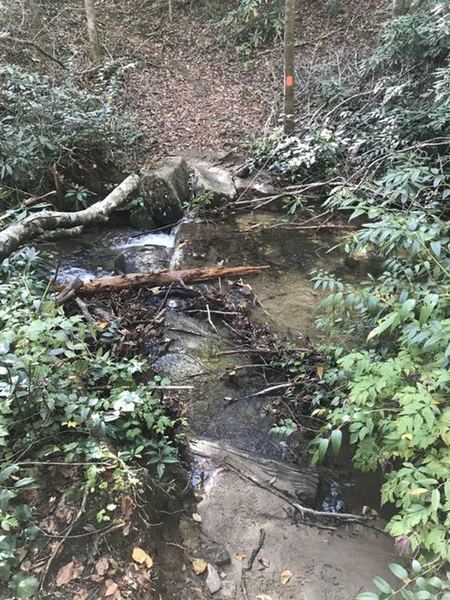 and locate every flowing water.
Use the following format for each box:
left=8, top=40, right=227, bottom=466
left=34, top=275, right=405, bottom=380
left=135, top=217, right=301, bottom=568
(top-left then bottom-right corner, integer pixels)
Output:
left=44, top=212, right=395, bottom=599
